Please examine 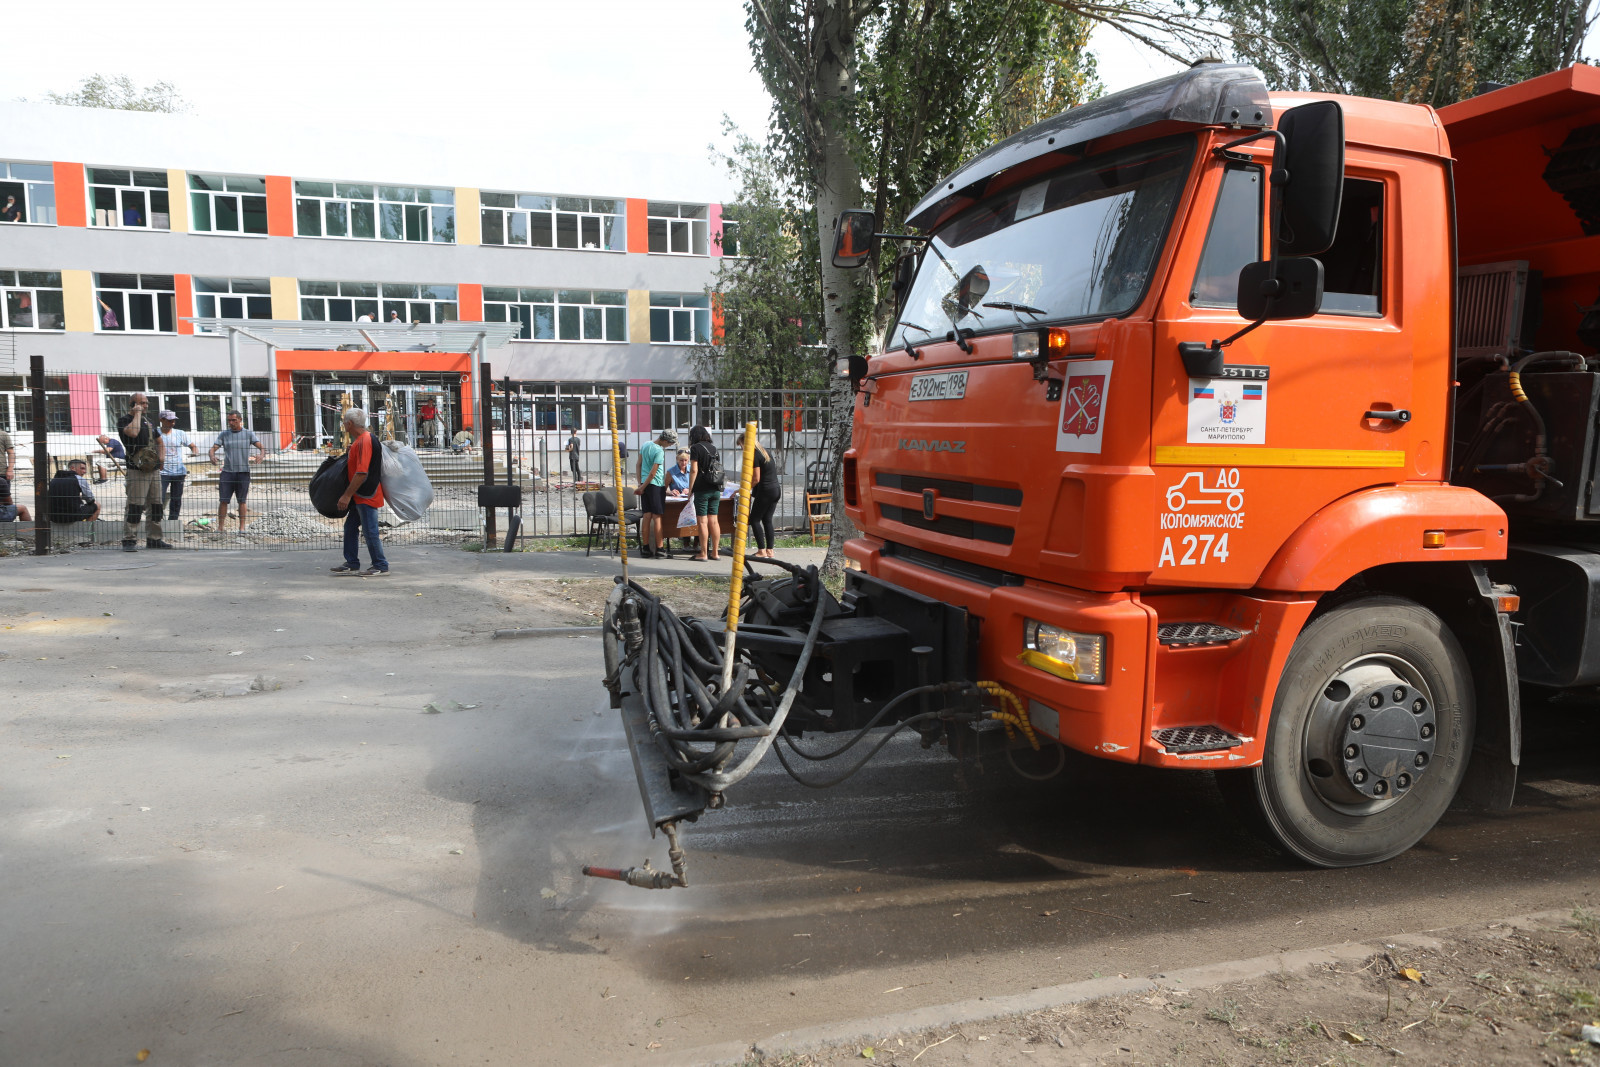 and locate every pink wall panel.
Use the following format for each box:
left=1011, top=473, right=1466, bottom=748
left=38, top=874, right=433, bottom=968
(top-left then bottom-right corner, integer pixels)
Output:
left=69, top=373, right=102, bottom=435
